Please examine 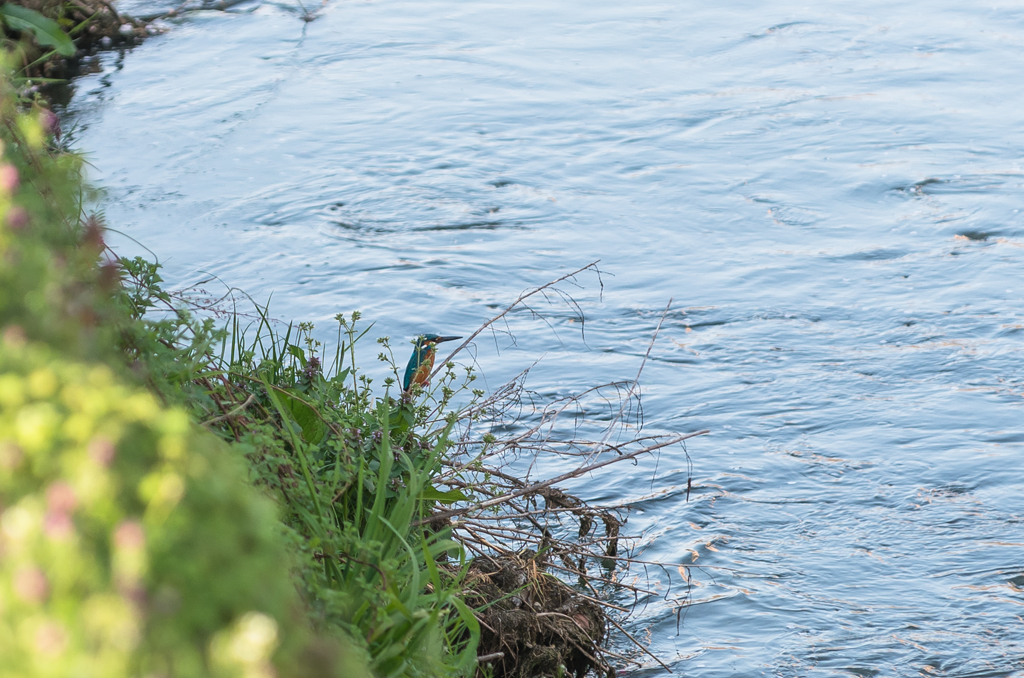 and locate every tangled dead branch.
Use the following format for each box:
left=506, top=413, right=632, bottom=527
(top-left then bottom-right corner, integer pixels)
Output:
left=425, top=264, right=709, bottom=676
